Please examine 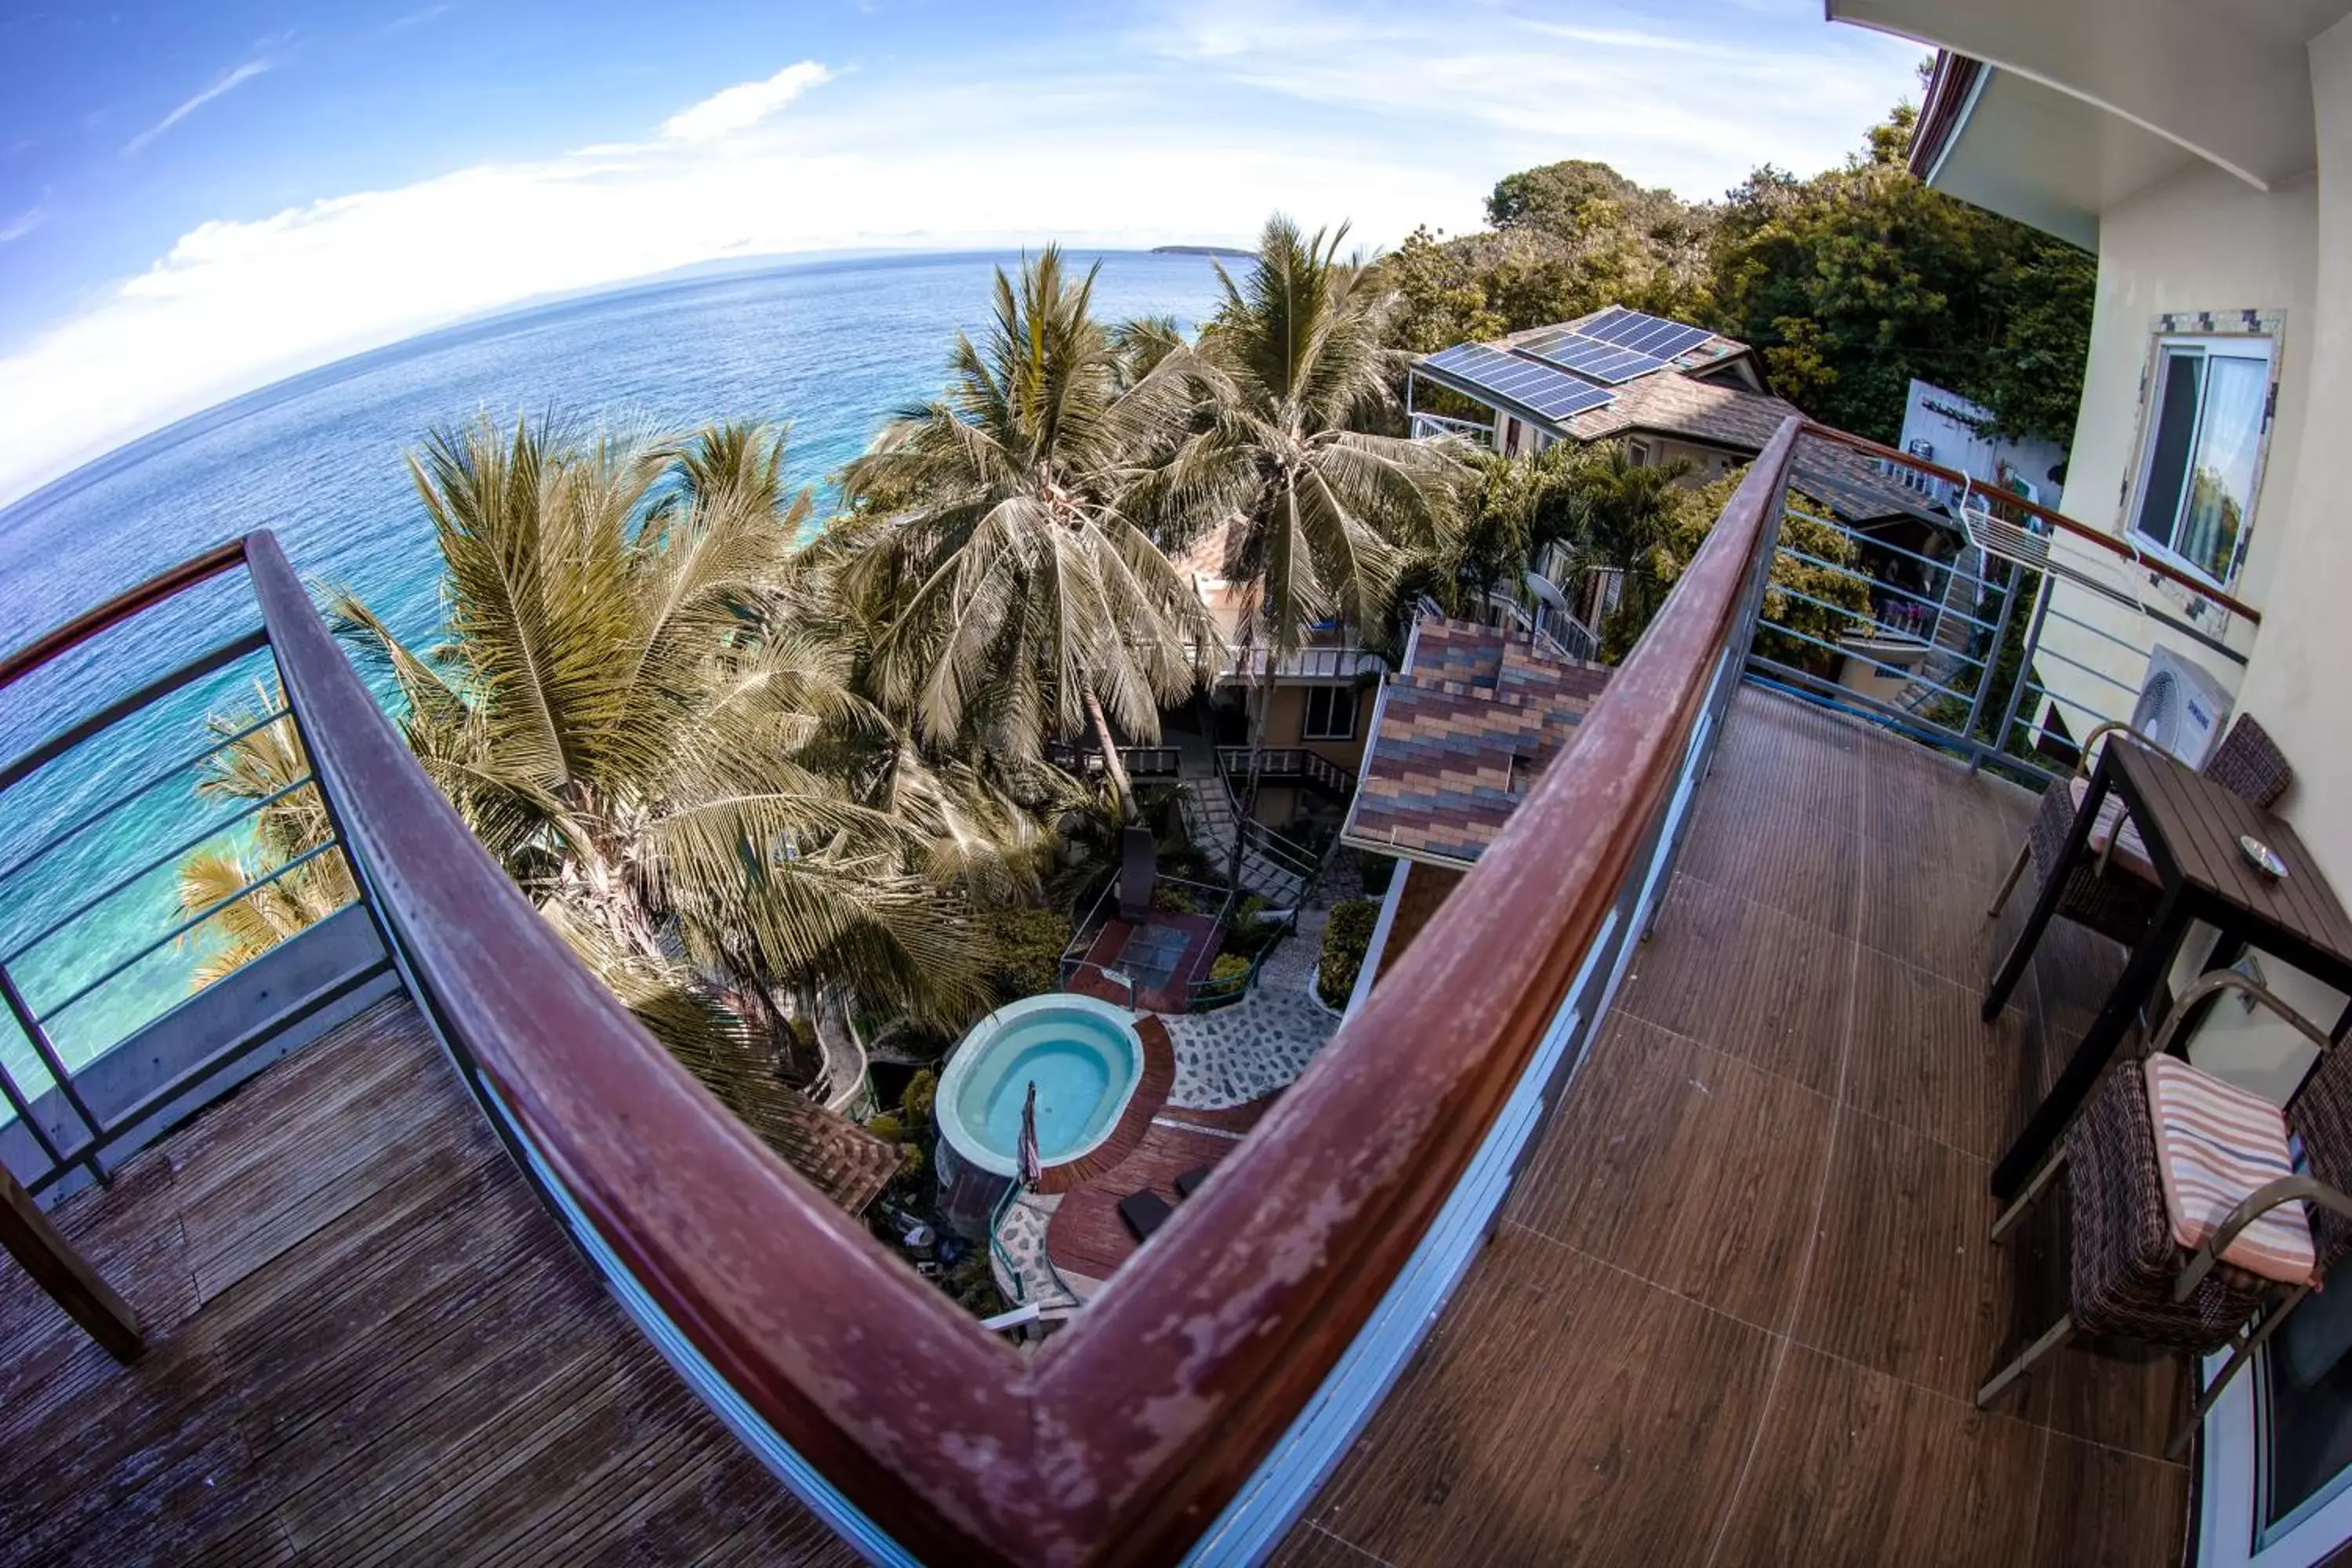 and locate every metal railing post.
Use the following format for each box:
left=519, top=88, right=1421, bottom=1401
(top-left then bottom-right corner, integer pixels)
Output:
left=0, top=961, right=105, bottom=1185
left=1961, top=559, right=2022, bottom=750
left=1987, top=569, right=2055, bottom=772
left=0, top=1050, right=68, bottom=1177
